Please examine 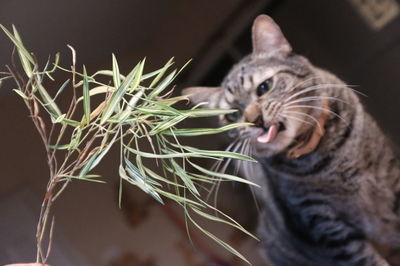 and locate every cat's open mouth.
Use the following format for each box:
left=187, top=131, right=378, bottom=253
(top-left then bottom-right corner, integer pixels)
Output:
left=257, top=122, right=286, bottom=143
